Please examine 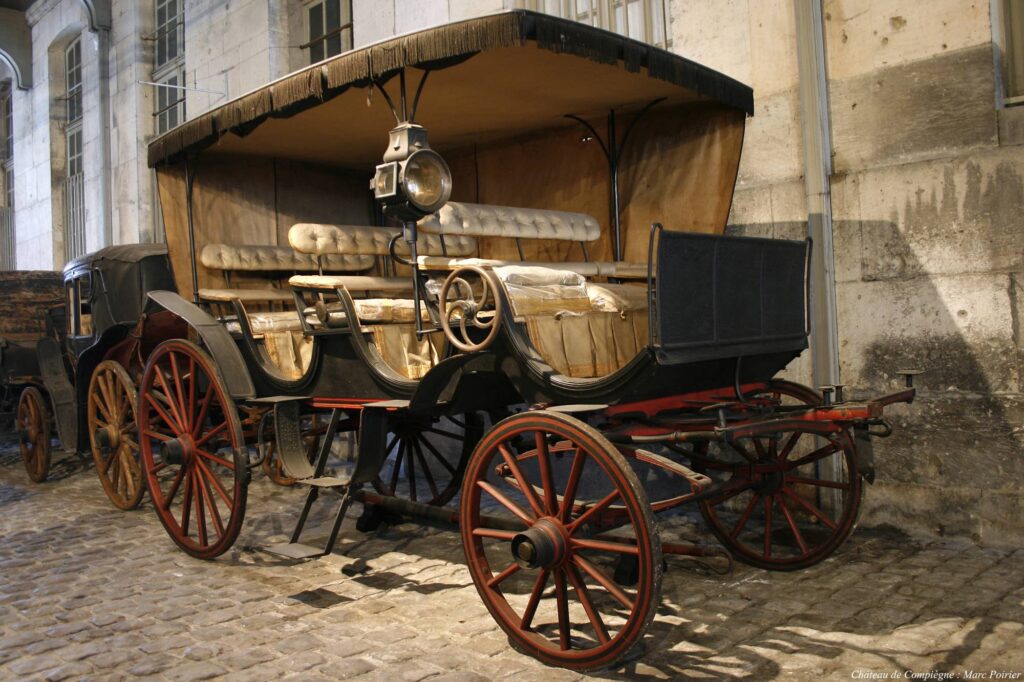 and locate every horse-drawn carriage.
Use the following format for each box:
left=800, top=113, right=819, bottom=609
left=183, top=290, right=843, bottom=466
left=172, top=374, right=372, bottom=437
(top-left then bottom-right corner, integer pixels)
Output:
left=0, top=250, right=176, bottom=508
left=134, top=10, right=917, bottom=669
